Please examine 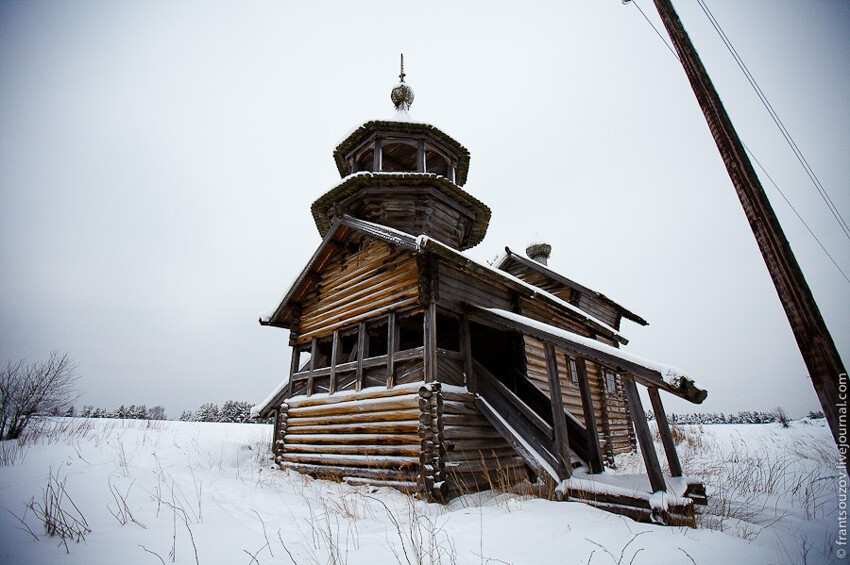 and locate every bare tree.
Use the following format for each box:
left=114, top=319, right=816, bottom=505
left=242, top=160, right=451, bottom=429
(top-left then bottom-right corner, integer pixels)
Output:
left=0, top=352, right=79, bottom=440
